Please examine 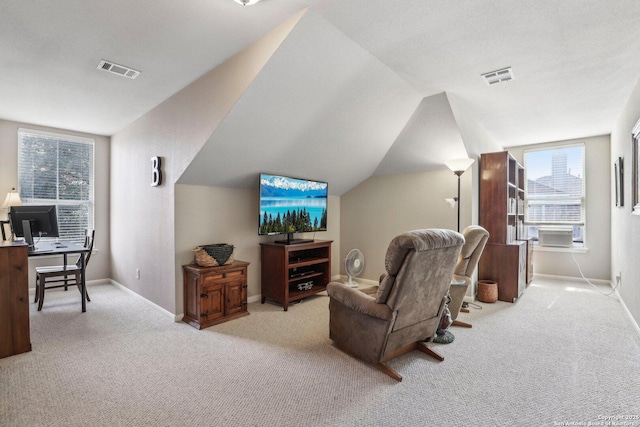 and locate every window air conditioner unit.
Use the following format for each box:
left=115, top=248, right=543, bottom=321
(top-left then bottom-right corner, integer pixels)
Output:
left=538, top=226, right=573, bottom=248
